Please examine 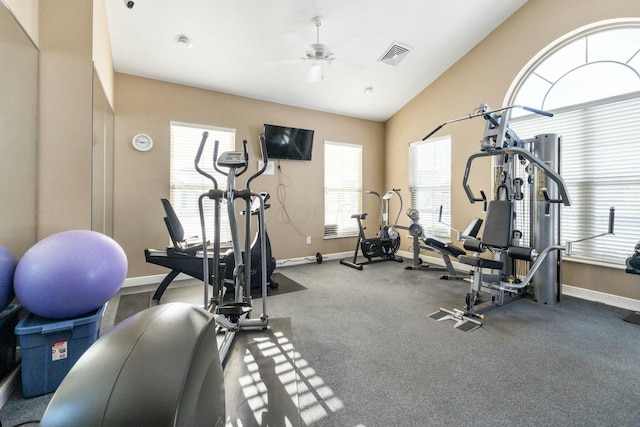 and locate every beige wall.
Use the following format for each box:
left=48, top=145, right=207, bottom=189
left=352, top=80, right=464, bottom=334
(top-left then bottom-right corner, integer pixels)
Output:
left=38, top=0, right=94, bottom=238
left=114, top=73, right=385, bottom=277
left=386, top=0, right=640, bottom=300
left=2, top=0, right=38, bottom=46
left=38, top=0, right=115, bottom=241
left=0, top=2, right=38, bottom=257
left=92, top=0, right=114, bottom=107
